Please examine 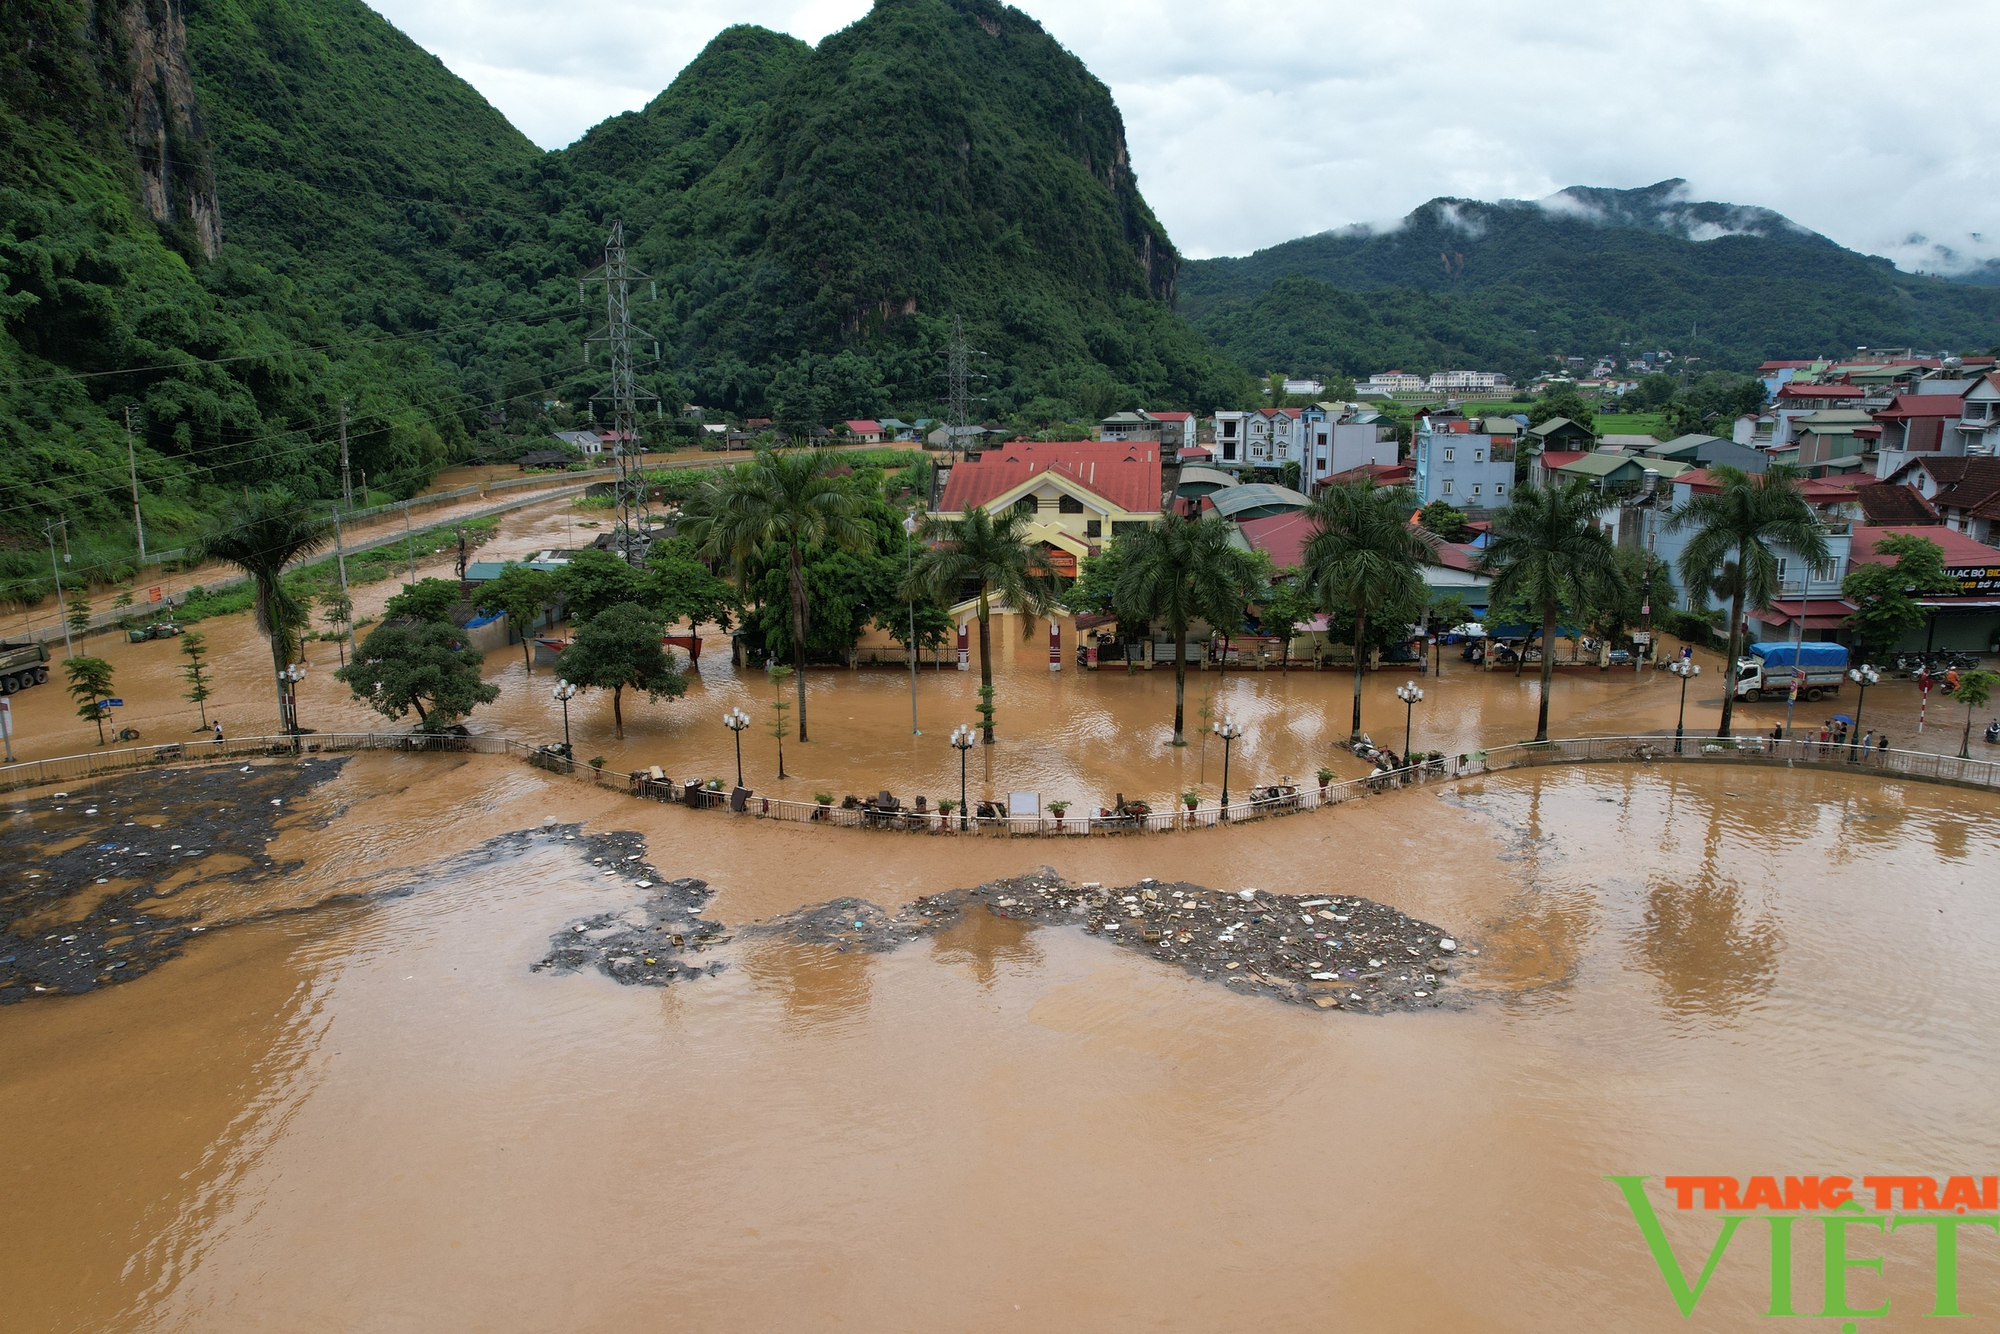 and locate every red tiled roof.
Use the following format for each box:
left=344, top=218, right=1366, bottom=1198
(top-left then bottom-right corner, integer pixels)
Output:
left=1759, top=599, right=1856, bottom=630
left=1253, top=407, right=1304, bottom=419
left=844, top=419, right=881, bottom=434
left=1674, top=468, right=1856, bottom=505
left=1851, top=482, right=1940, bottom=526
left=1851, top=525, right=2000, bottom=567
left=1535, top=450, right=1591, bottom=470
left=1316, top=462, right=1414, bottom=490
left=938, top=441, right=1161, bottom=514
left=1147, top=411, right=1194, bottom=423
left=1875, top=394, right=1969, bottom=419
left=1236, top=510, right=1314, bottom=569
left=1433, top=543, right=1485, bottom=573
left=1759, top=360, right=1820, bottom=370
